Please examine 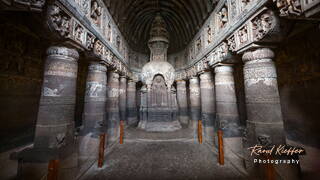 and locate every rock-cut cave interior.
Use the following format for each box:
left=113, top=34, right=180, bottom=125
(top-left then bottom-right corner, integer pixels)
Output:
left=0, top=0, right=320, bottom=180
